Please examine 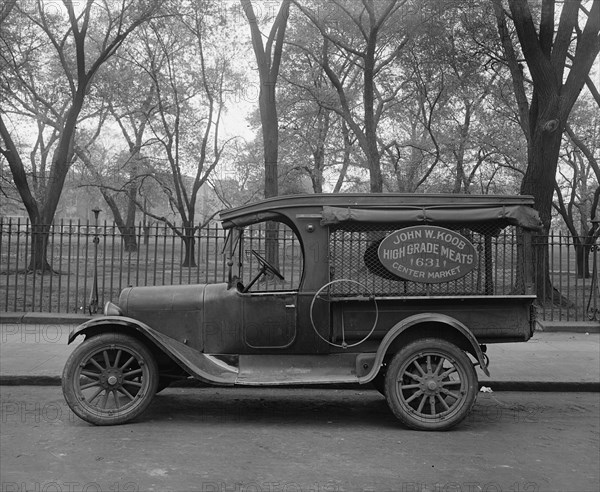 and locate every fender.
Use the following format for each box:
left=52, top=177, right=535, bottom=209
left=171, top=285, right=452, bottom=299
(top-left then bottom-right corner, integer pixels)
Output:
left=68, top=316, right=238, bottom=385
left=358, top=313, right=490, bottom=384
